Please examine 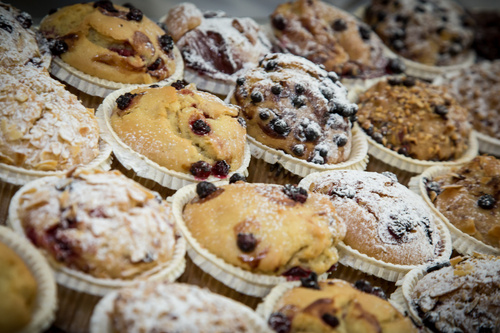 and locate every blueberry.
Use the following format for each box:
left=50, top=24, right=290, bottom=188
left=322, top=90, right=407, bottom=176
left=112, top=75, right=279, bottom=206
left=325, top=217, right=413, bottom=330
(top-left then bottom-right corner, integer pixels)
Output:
left=386, top=58, right=406, bottom=74
left=372, top=132, right=384, bottom=144
left=425, top=180, right=441, bottom=194
left=382, top=171, right=398, bottom=182
left=403, top=77, right=416, bottom=87
left=316, top=146, right=328, bottom=158
left=398, top=147, right=409, bottom=156
left=147, top=58, right=162, bottom=71
left=271, top=85, right=282, bottom=95
left=236, top=77, right=245, bottom=86
left=422, top=312, right=439, bottom=331
left=237, top=117, right=247, bottom=128
left=270, top=118, right=290, bottom=136
left=388, top=77, right=403, bottom=86
left=332, top=18, right=347, bottom=32
left=149, top=84, right=159, bottom=88
left=251, top=91, right=263, bottom=103
left=171, top=79, right=188, bottom=90
left=358, top=25, right=371, bottom=40
left=259, top=109, right=271, bottom=120
left=292, top=95, right=306, bottom=108
left=354, top=280, right=372, bottom=293
left=268, top=312, right=291, bottom=333
left=126, top=7, right=143, bottom=21
left=0, top=21, right=13, bottom=33
left=295, top=84, right=305, bottom=95
left=300, top=272, right=320, bottom=290
left=16, top=12, right=32, bottom=29
left=371, top=287, right=387, bottom=300
left=271, top=14, right=286, bottom=30
left=321, top=88, right=333, bottom=100
left=237, top=233, right=257, bottom=252
left=304, top=126, right=319, bottom=142
left=328, top=72, right=339, bottom=83
left=159, top=34, right=174, bottom=53
left=212, top=160, right=230, bottom=178
left=191, top=119, right=211, bottom=135
left=292, top=144, right=305, bottom=156
left=190, top=161, right=212, bottom=179
left=196, top=181, right=217, bottom=198
left=478, top=325, right=495, bottom=333
left=333, top=134, right=348, bottom=147
left=116, top=92, right=137, bottom=110
left=478, top=194, right=496, bottom=210
left=310, top=155, right=325, bottom=165
left=265, top=60, right=278, bottom=71
left=229, top=173, right=246, bottom=184
left=48, top=39, right=68, bottom=56
left=322, top=313, right=340, bottom=328
left=434, top=105, right=448, bottom=116
left=283, top=184, right=308, bottom=203
left=93, top=0, right=117, bottom=12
